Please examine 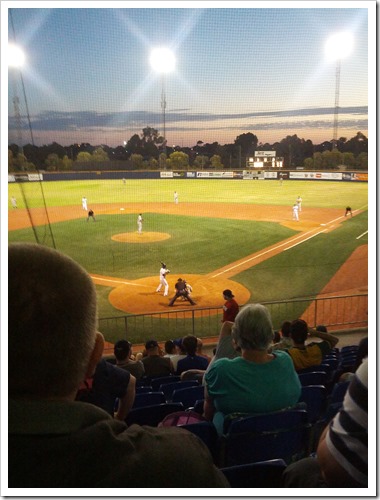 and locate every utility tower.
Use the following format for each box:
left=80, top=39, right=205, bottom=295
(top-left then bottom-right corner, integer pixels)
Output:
left=13, top=94, right=23, bottom=155
left=332, top=59, right=341, bottom=149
